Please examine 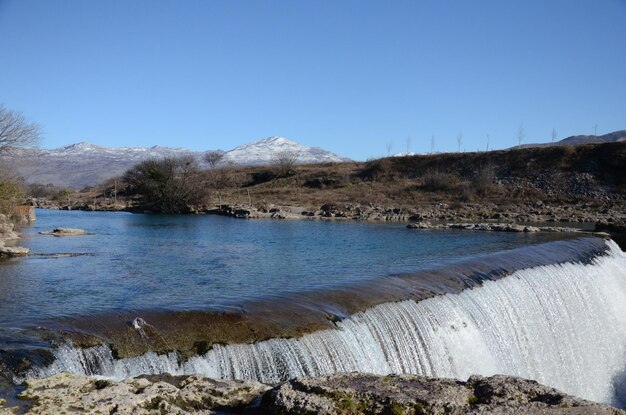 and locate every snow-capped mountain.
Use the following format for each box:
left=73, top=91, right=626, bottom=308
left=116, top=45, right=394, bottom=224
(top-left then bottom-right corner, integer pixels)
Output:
left=223, top=136, right=350, bottom=165
left=8, top=143, right=201, bottom=189
left=8, top=137, right=349, bottom=188
left=41, top=142, right=197, bottom=159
